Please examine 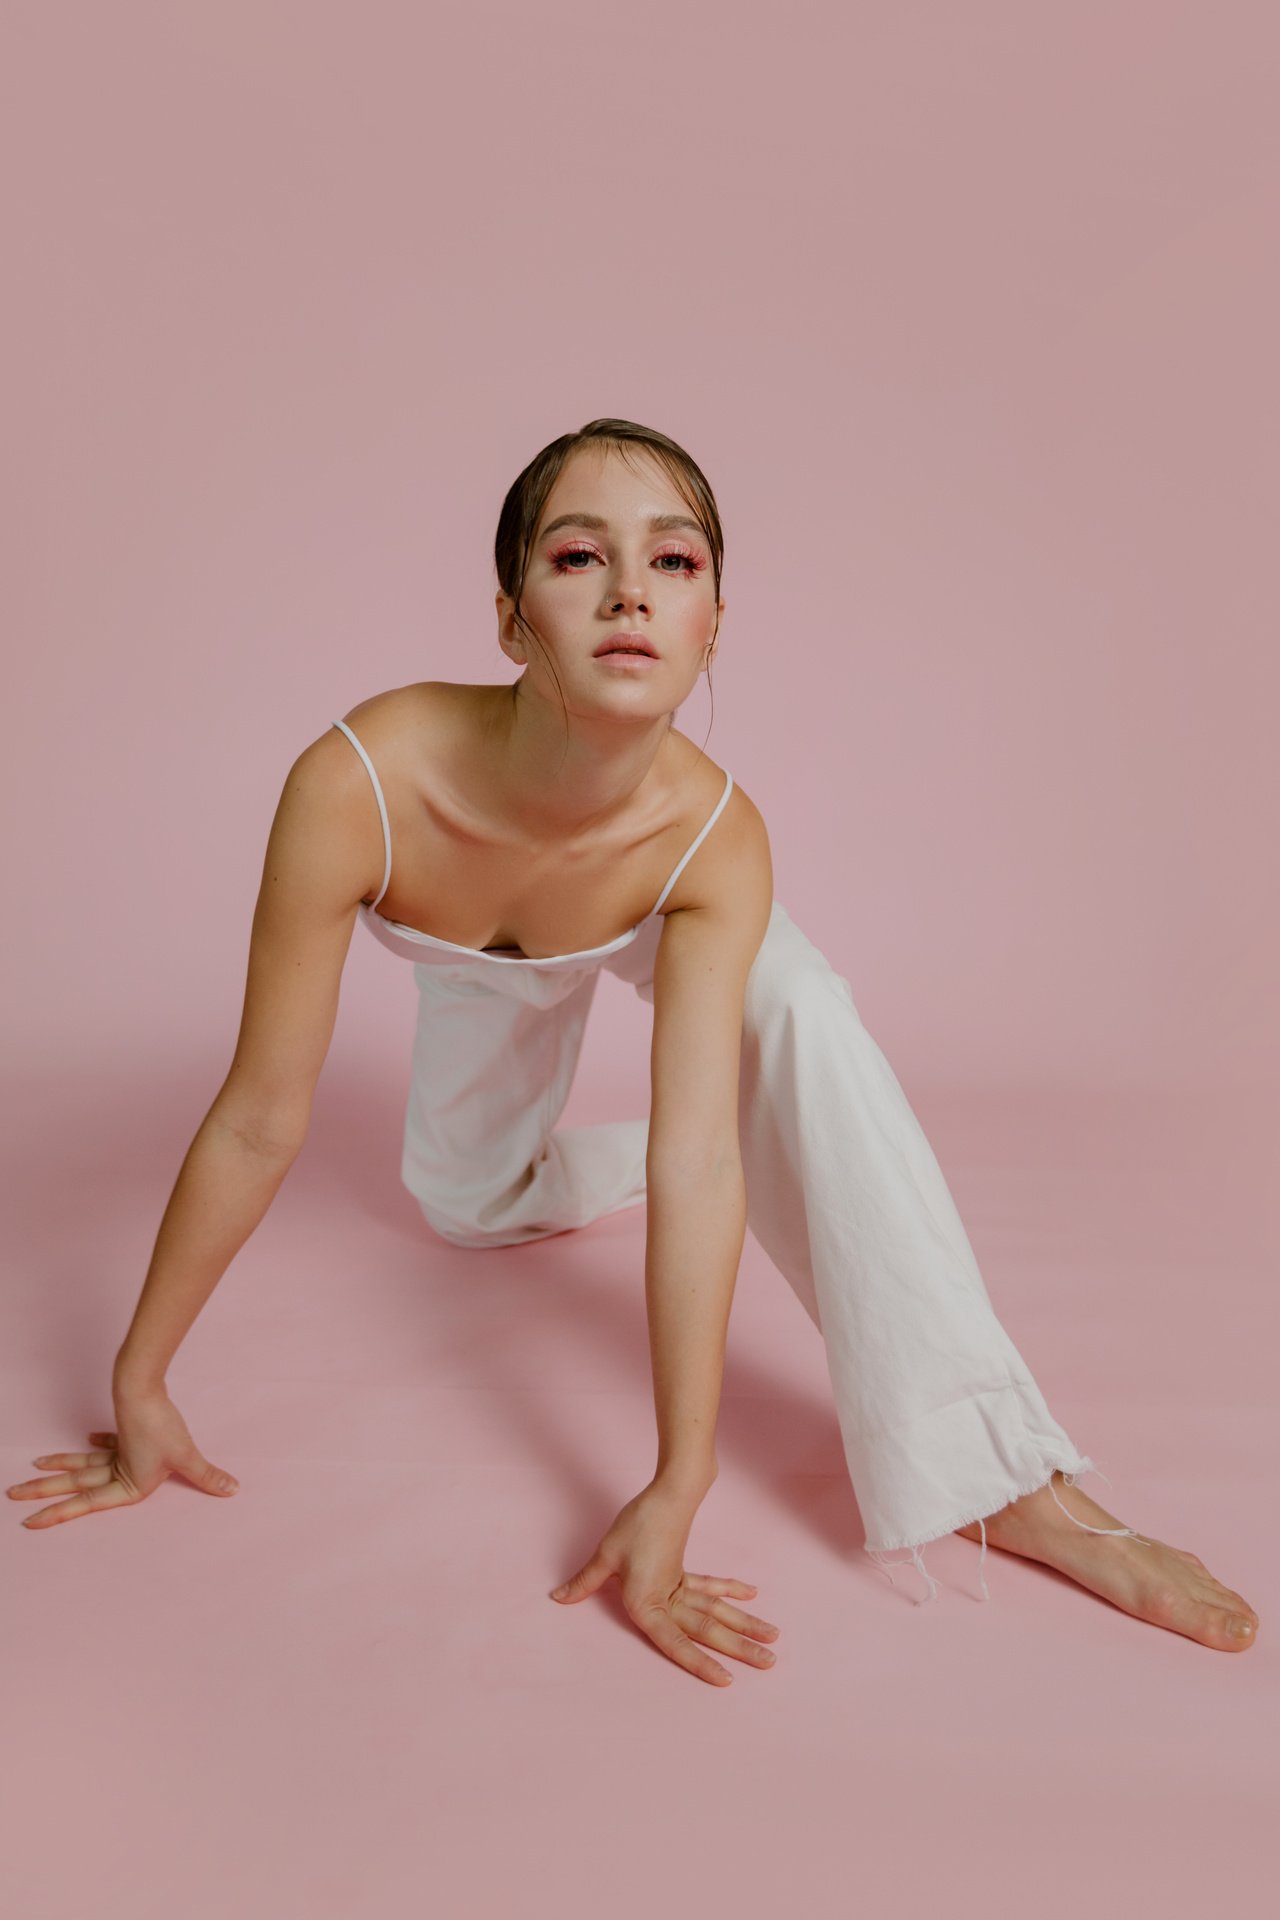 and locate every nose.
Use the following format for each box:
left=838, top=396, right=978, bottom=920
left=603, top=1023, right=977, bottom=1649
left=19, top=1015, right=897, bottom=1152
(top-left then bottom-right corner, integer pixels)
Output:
left=605, top=575, right=649, bottom=616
